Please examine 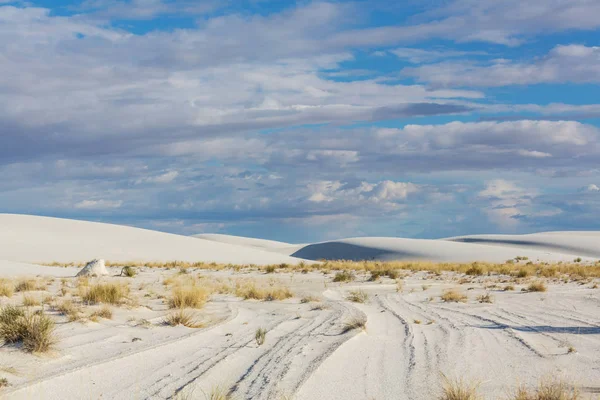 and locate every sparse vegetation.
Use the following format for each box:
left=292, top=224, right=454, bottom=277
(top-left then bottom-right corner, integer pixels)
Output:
left=440, top=374, right=481, bottom=400
left=347, top=289, right=368, bottom=303
left=300, top=295, right=320, bottom=303
left=82, top=283, right=130, bottom=305
left=169, top=286, right=209, bottom=309
left=513, top=377, right=580, bottom=400
left=121, top=266, right=137, bottom=277
left=341, top=316, right=367, bottom=333
left=15, top=279, right=42, bottom=292
left=22, top=295, right=41, bottom=307
left=255, top=327, right=267, bottom=346
left=91, top=306, right=113, bottom=320
left=0, top=306, right=56, bottom=353
left=164, top=309, right=202, bottom=328
left=503, top=285, right=515, bottom=291
left=0, top=377, right=8, bottom=388
left=0, top=279, right=14, bottom=297
left=476, top=293, right=494, bottom=303
left=526, top=281, right=547, bottom=293
left=333, top=271, right=354, bottom=282
left=441, top=289, right=468, bottom=303
left=235, top=282, right=293, bottom=301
